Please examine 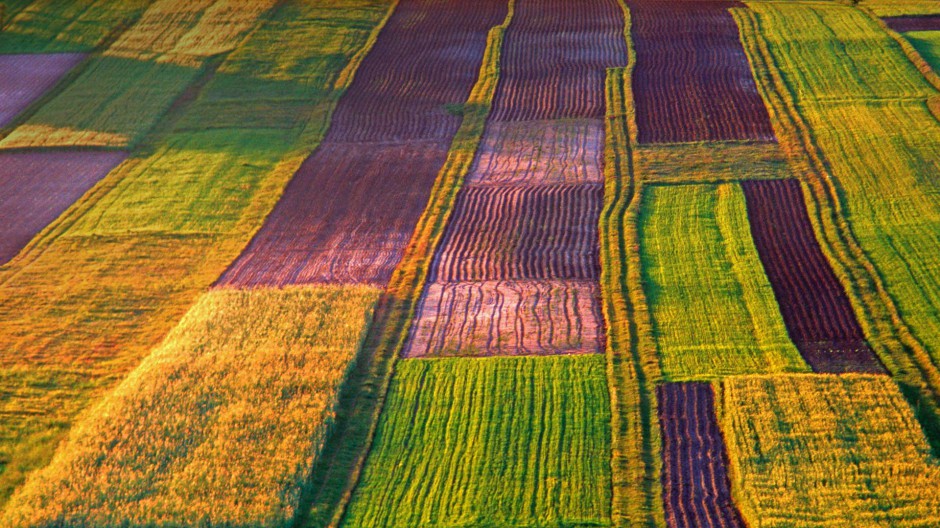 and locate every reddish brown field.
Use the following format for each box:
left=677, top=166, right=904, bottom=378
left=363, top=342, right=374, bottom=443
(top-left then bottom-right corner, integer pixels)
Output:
left=489, top=0, right=628, bottom=121
left=0, top=54, right=85, bottom=128
left=430, top=184, right=603, bottom=283
left=0, top=150, right=126, bottom=265
left=216, top=142, right=449, bottom=286
left=740, top=179, right=884, bottom=373
left=883, top=15, right=940, bottom=32
left=325, top=0, right=508, bottom=143
left=403, top=280, right=603, bottom=358
left=658, top=382, right=746, bottom=528
left=468, top=120, right=605, bottom=185
left=628, top=0, right=775, bottom=143
left=217, top=0, right=508, bottom=287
